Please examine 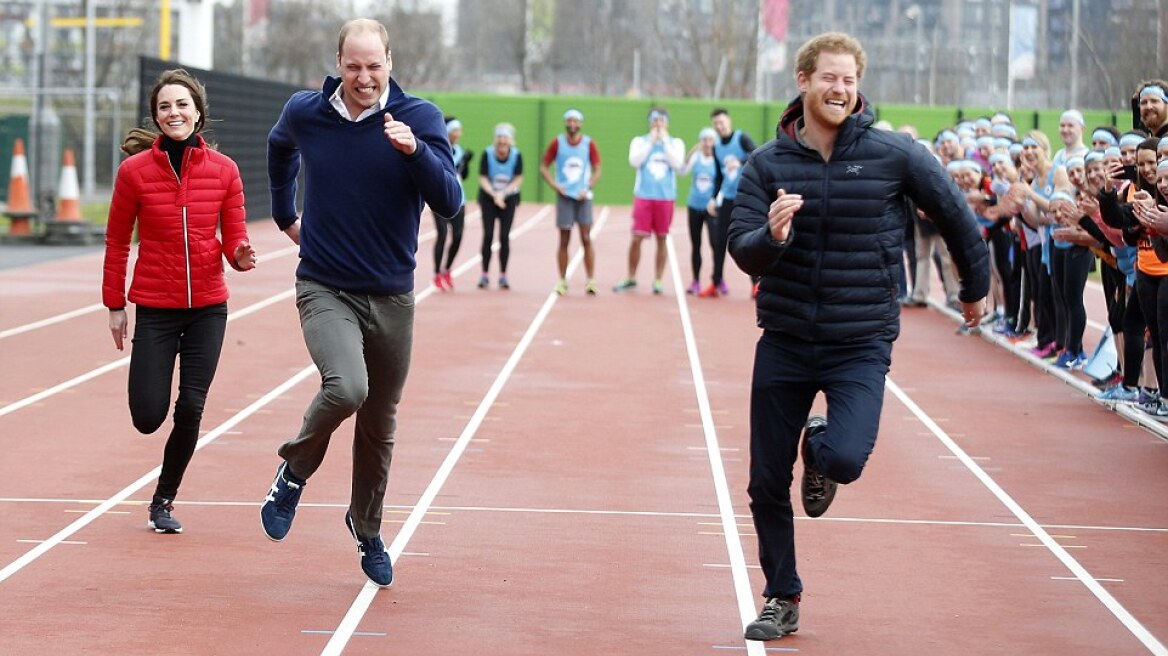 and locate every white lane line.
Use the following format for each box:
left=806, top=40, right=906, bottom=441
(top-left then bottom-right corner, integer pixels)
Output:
left=0, top=304, right=105, bottom=340
left=0, top=207, right=549, bottom=584
left=0, top=287, right=294, bottom=419
left=318, top=206, right=598, bottom=655
left=666, top=234, right=765, bottom=656
left=0, top=365, right=316, bottom=585
left=0, top=207, right=545, bottom=420
left=886, top=377, right=1167, bottom=656
left=2, top=497, right=1165, bottom=534
left=0, top=244, right=301, bottom=341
